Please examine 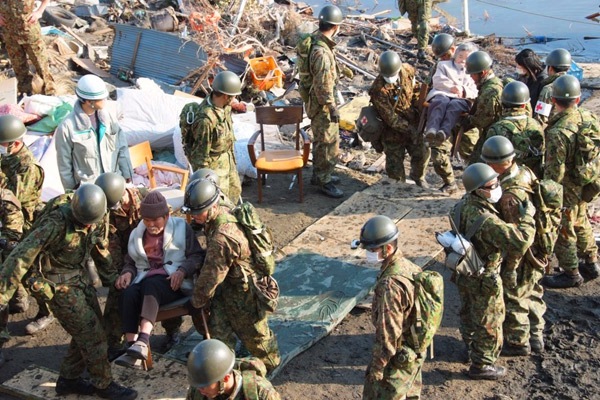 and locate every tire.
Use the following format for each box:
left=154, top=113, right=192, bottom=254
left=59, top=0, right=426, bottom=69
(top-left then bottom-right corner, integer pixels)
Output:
left=43, top=6, right=78, bottom=28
